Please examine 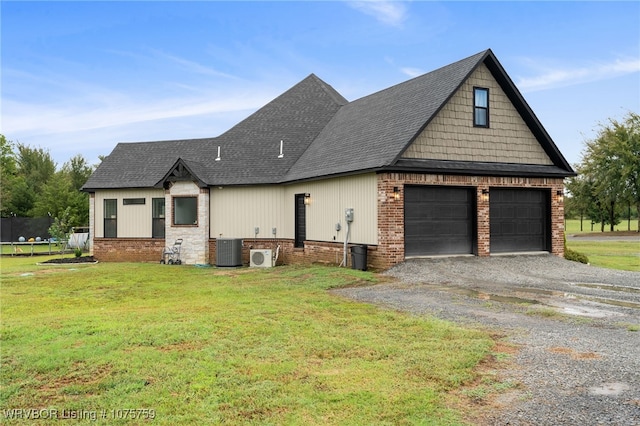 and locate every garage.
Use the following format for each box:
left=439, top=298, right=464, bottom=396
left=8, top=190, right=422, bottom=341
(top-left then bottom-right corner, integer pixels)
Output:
left=490, top=188, right=550, bottom=253
left=404, top=186, right=475, bottom=256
